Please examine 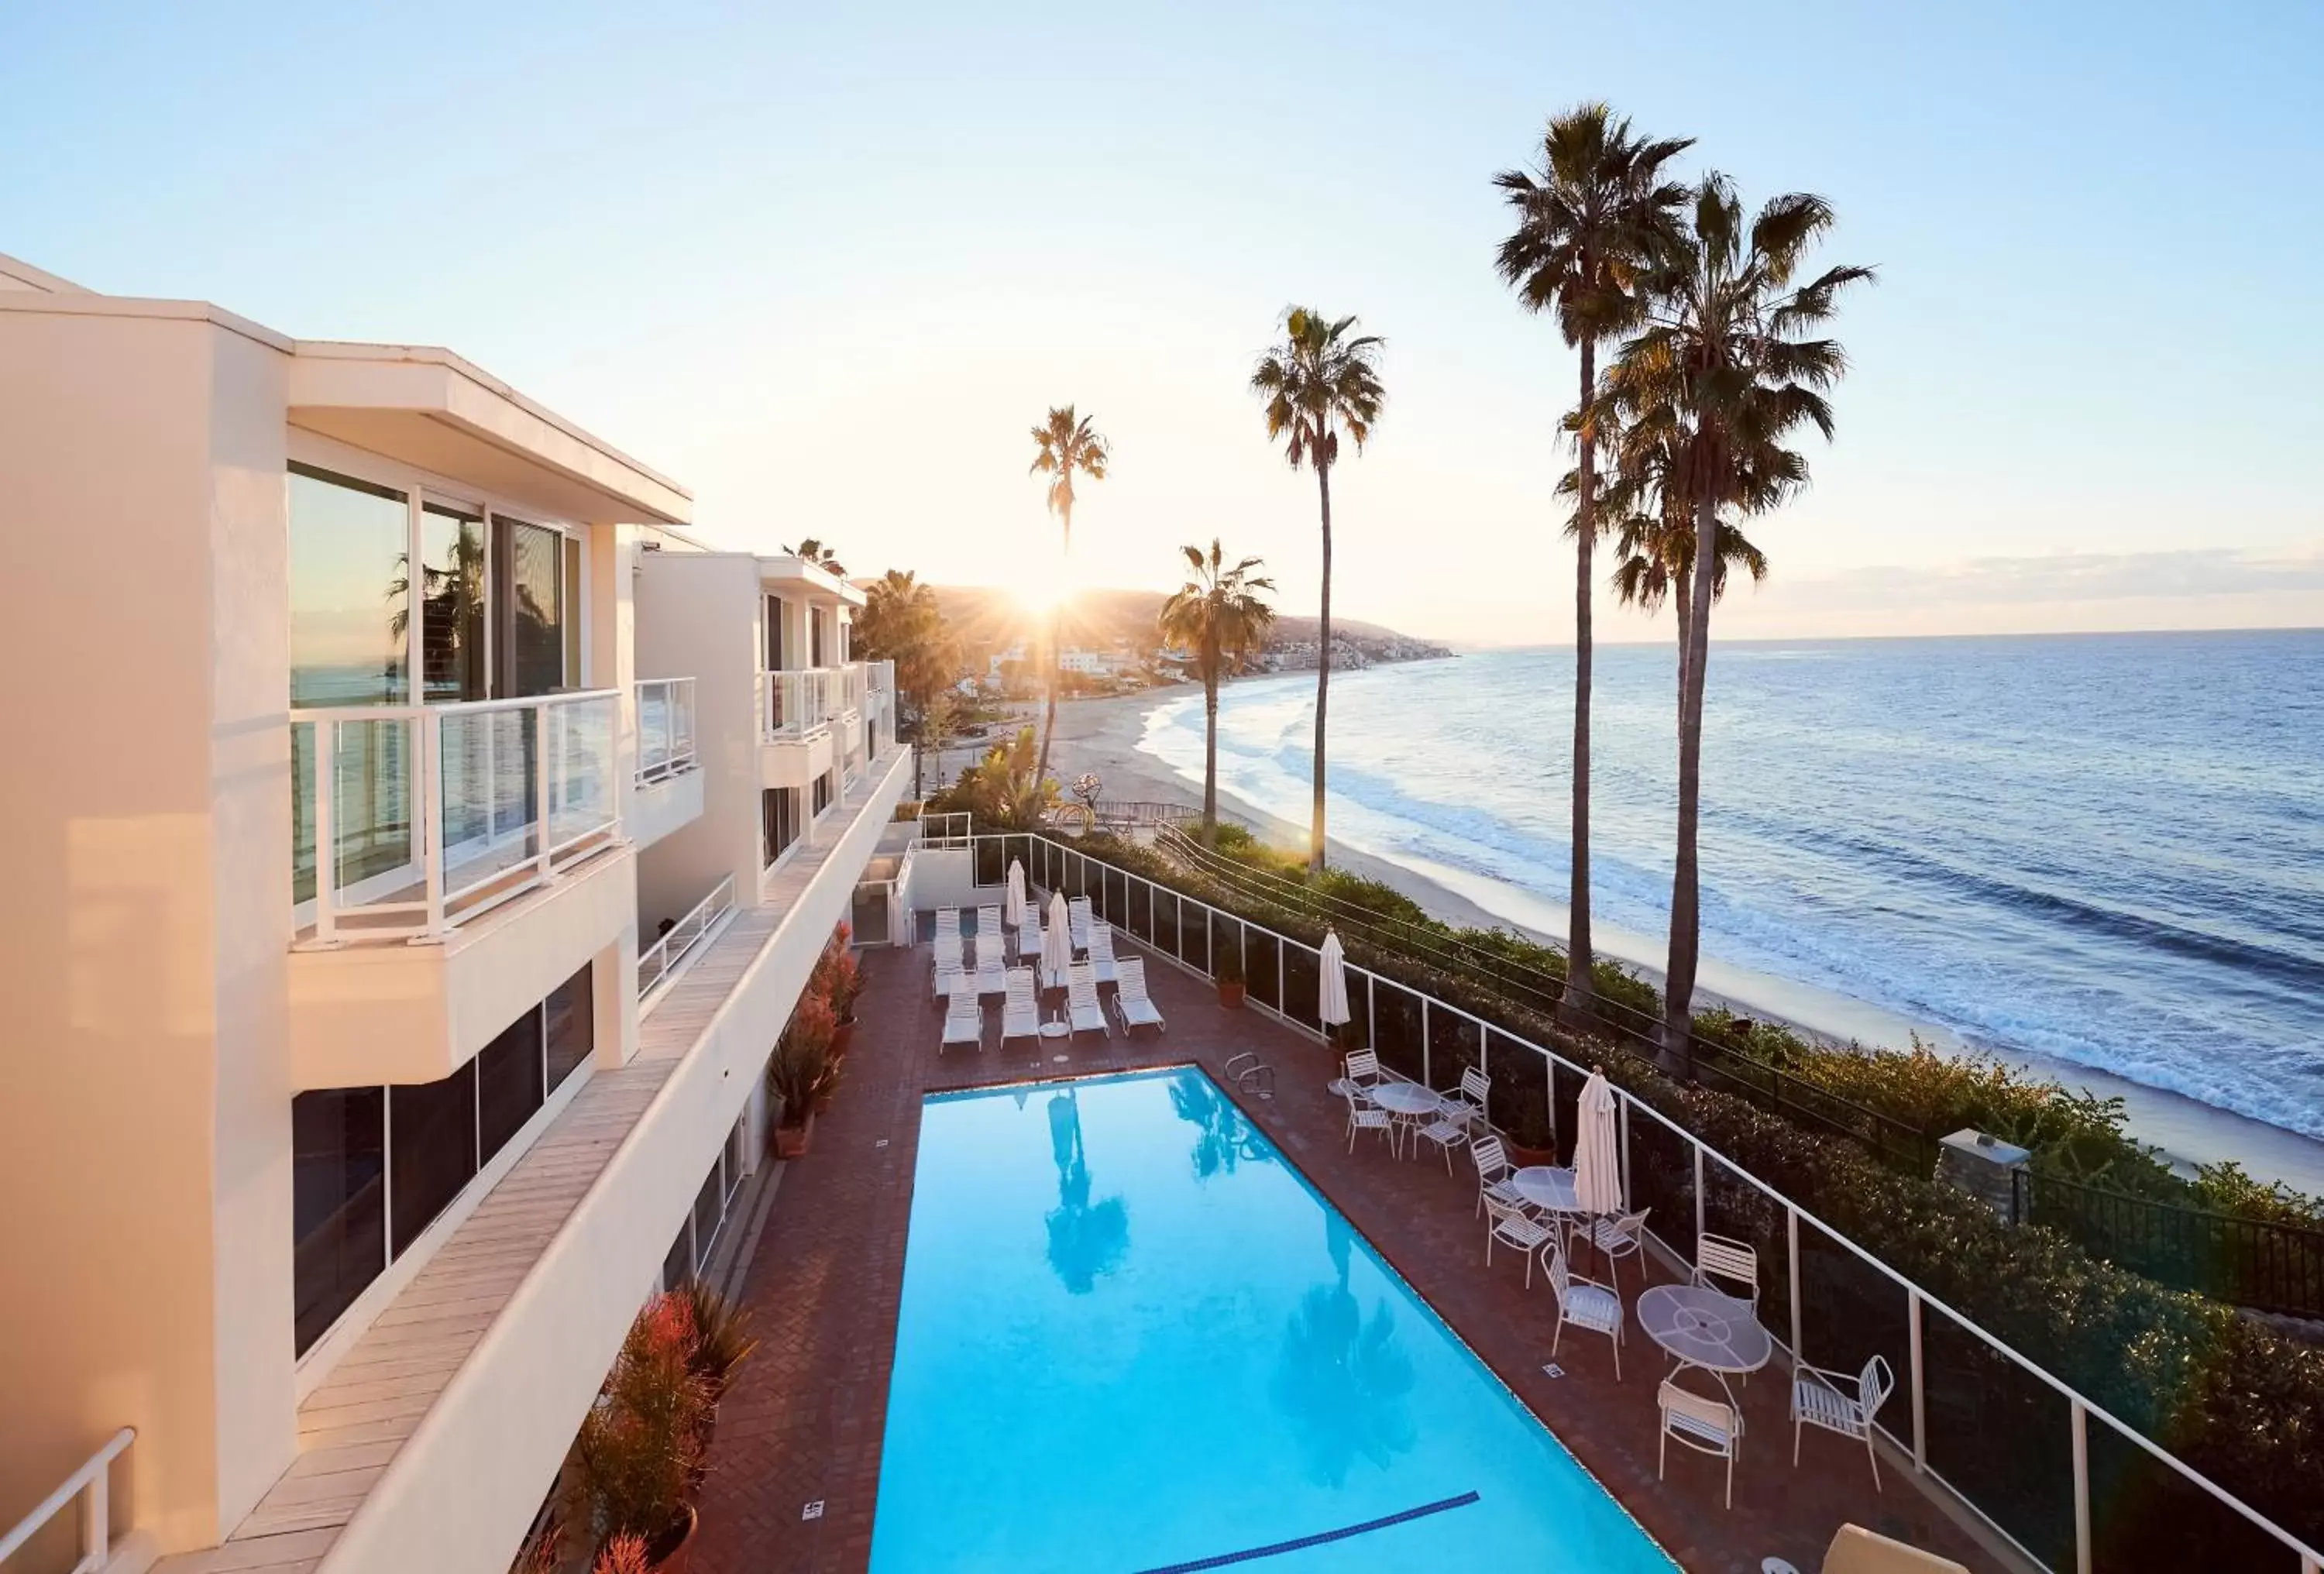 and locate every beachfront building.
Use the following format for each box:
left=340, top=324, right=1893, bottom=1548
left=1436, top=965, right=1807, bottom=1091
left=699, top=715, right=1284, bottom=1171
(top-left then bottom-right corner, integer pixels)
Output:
left=0, top=255, right=907, bottom=1573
